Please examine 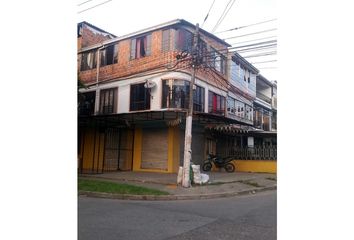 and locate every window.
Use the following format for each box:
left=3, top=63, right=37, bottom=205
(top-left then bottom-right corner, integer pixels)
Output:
left=209, top=48, right=216, bottom=68
left=245, top=104, right=253, bottom=121
left=215, top=52, right=227, bottom=75
left=236, top=100, right=245, bottom=118
left=162, top=29, right=171, bottom=52
left=263, top=110, right=270, bottom=131
left=78, top=91, right=95, bottom=116
left=208, top=91, right=225, bottom=115
left=227, top=97, right=253, bottom=121
left=227, top=97, right=235, bottom=114
left=242, top=68, right=246, bottom=81
left=99, top=88, right=117, bottom=114
left=193, top=85, right=205, bottom=112
left=100, top=44, right=118, bottom=66
left=130, top=34, right=152, bottom=60
left=199, top=40, right=208, bottom=64
left=162, top=79, right=190, bottom=109
left=175, top=28, right=193, bottom=53
left=80, top=50, right=97, bottom=71
left=130, top=83, right=150, bottom=111
left=254, top=108, right=263, bottom=129
left=244, top=69, right=250, bottom=83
